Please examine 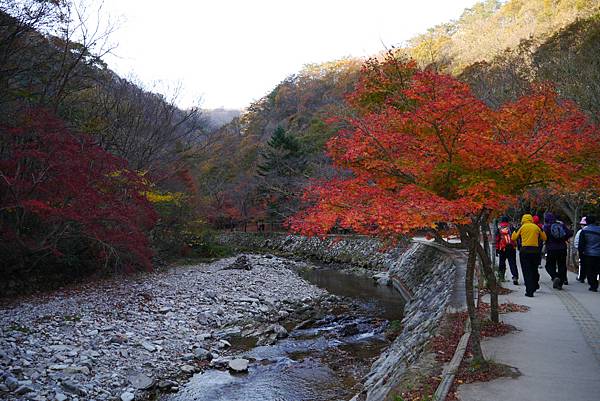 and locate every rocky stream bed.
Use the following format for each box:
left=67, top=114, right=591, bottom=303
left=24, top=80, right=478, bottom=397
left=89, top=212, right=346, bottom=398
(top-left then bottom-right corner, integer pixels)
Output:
left=0, top=253, right=404, bottom=401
